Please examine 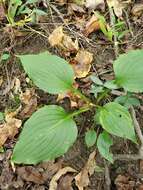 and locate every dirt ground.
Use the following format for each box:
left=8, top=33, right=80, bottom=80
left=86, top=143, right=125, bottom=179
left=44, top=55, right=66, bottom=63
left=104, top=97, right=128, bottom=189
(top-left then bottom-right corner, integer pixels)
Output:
left=0, top=1, right=143, bottom=190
